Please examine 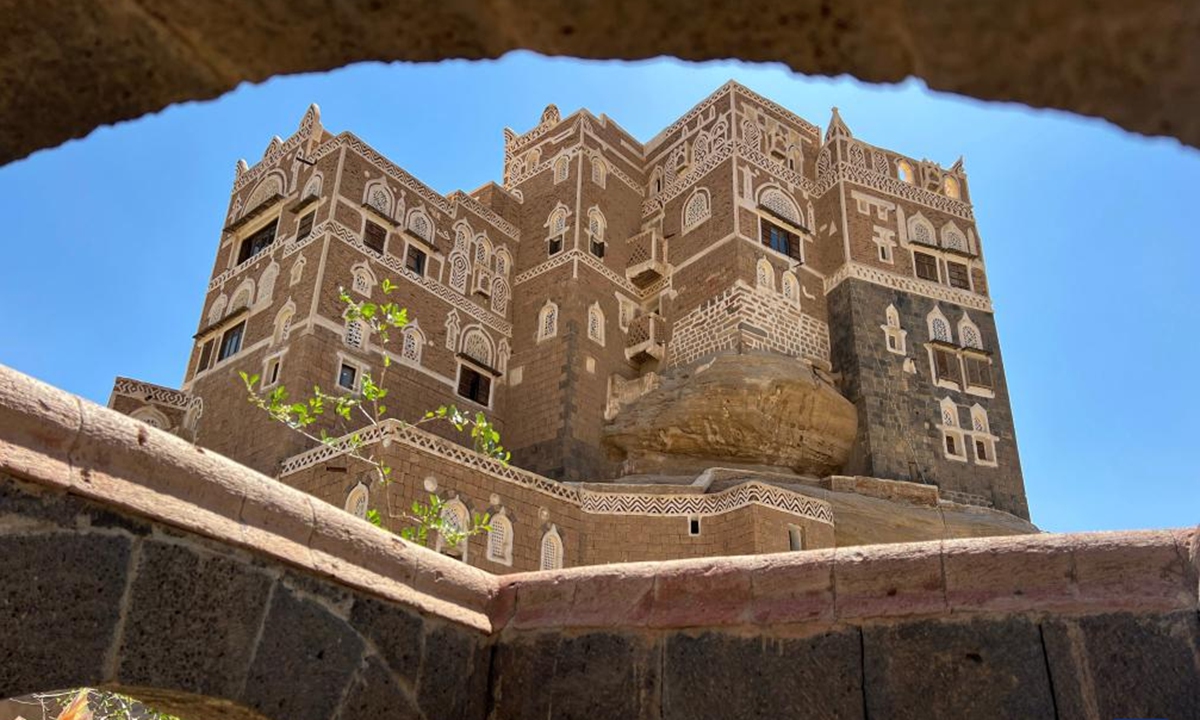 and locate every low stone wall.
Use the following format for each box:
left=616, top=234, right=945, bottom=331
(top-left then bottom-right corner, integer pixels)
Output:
left=0, top=363, right=1197, bottom=719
